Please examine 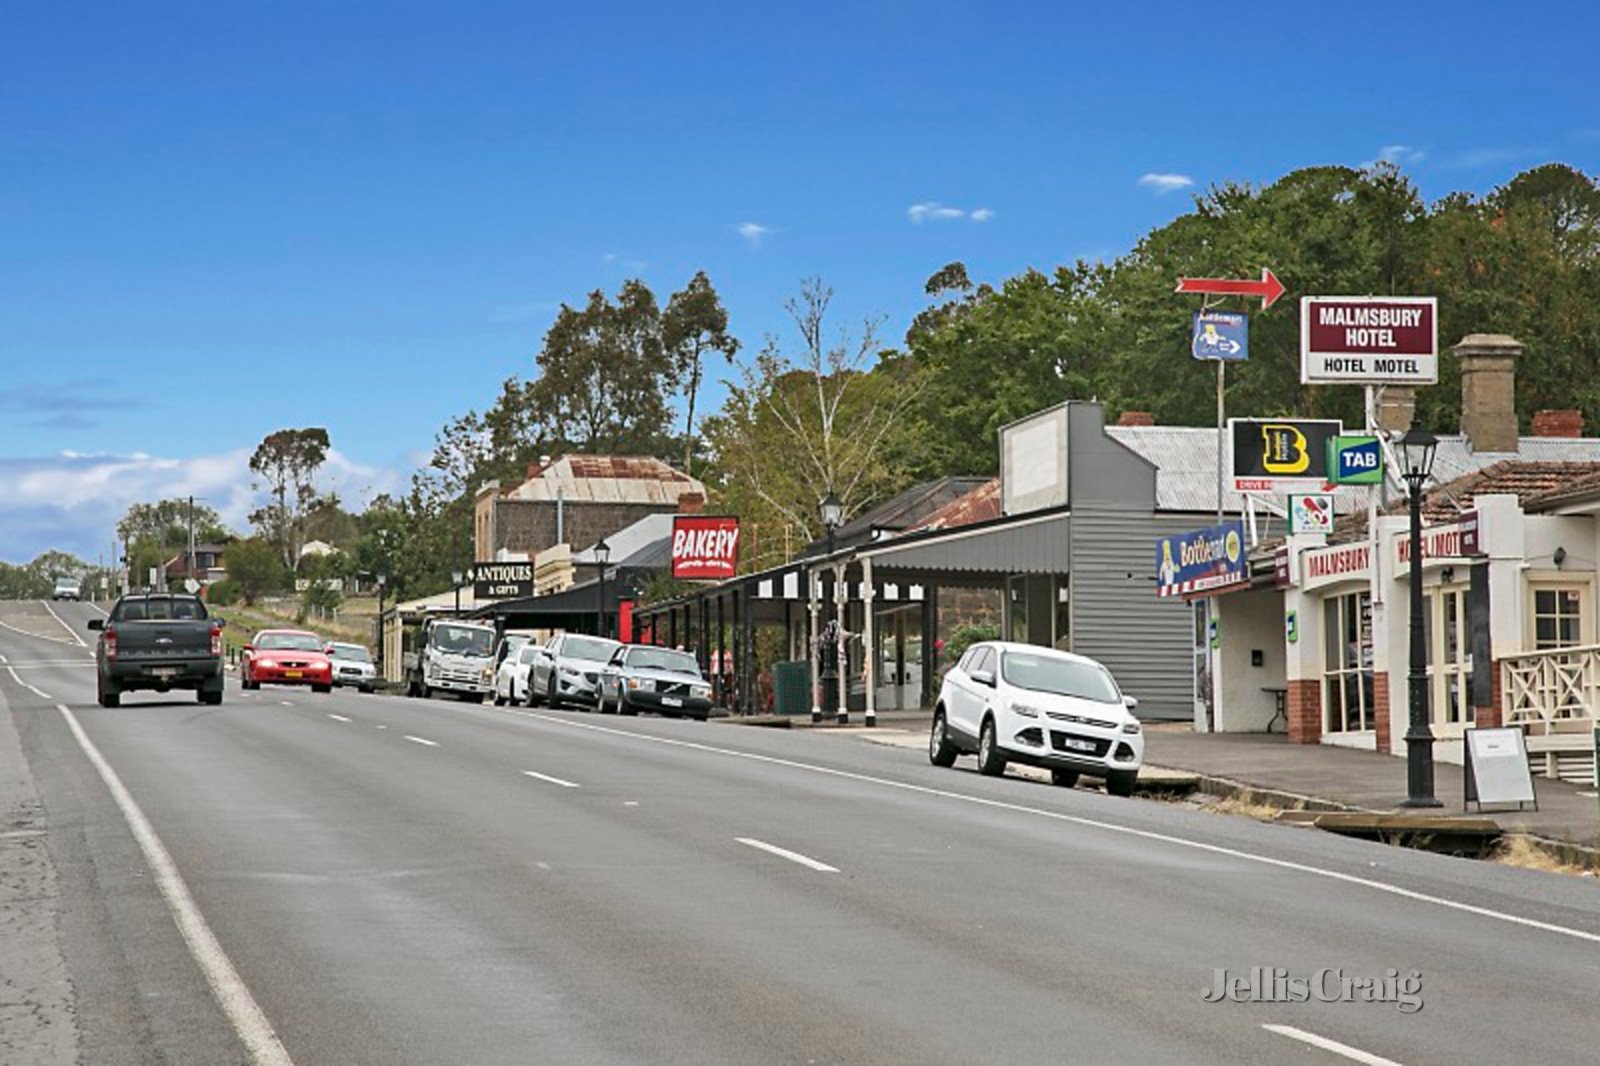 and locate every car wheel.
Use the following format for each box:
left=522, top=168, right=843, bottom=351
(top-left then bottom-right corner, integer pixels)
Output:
left=493, top=689, right=505, bottom=706
left=97, top=684, right=120, bottom=708
left=360, top=684, right=373, bottom=694
left=1050, top=769, right=1079, bottom=789
left=422, top=685, right=434, bottom=700
left=242, top=674, right=258, bottom=691
left=976, top=717, right=1007, bottom=777
left=1105, top=771, right=1138, bottom=798
left=470, top=692, right=486, bottom=704
left=619, top=697, right=638, bottom=717
left=313, top=683, right=332, bottom=694
left=928, top=710, right=958, bottom=767
left=201, top=689, right=224, bottom=706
